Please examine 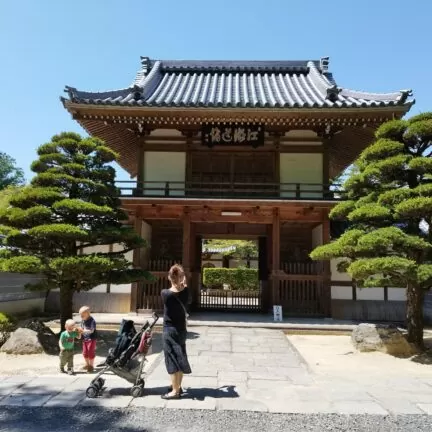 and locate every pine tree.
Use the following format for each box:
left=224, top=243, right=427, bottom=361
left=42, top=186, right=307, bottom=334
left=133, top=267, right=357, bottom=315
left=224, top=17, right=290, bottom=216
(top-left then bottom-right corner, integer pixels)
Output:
left=0, top=132, right=150, bottom=329
left=310, top=113, right=432, bottom=350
